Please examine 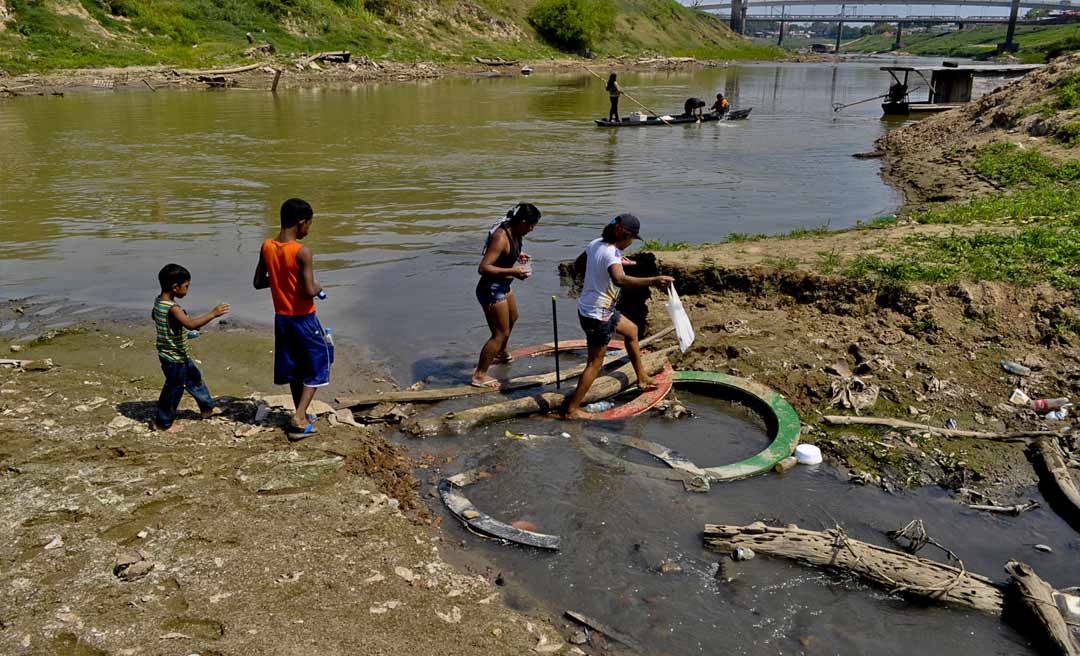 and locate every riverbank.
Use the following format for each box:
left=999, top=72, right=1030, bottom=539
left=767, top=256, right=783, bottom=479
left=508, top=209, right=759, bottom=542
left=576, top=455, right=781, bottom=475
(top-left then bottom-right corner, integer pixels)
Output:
left=0, top=54, right=765, bottom=97
left=845, top=23, right=1080, bottom=64
left=0, top=303, right=567, bottom=655
left=651, top=53, right=1080, bottom=502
